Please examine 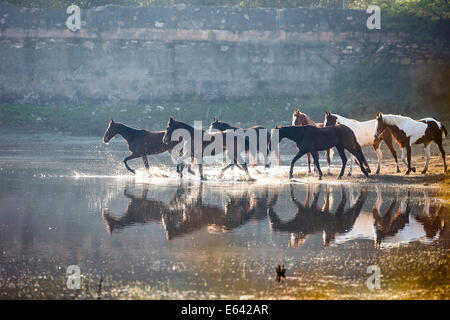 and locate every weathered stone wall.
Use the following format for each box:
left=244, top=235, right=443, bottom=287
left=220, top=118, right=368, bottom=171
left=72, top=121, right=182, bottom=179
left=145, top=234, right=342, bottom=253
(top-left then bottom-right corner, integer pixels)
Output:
left=0, top=3, right=448, bottom=105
